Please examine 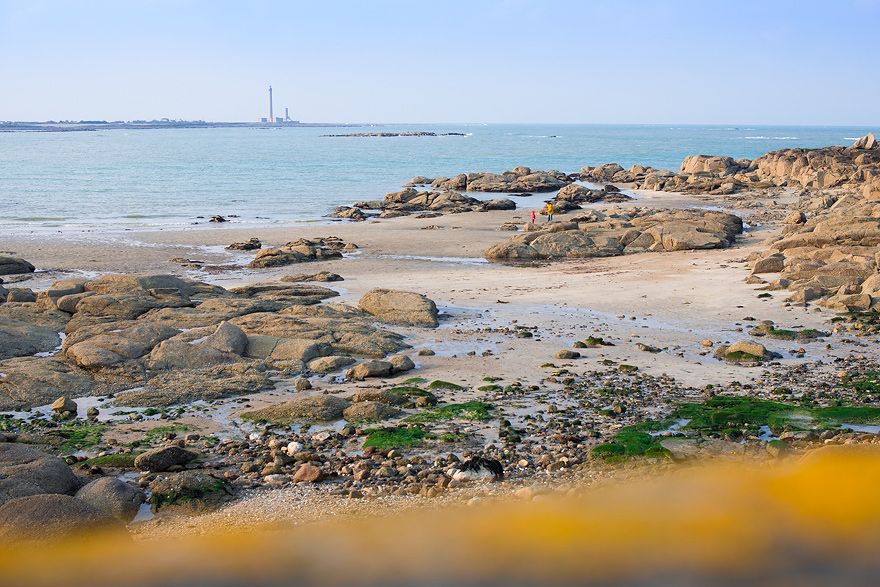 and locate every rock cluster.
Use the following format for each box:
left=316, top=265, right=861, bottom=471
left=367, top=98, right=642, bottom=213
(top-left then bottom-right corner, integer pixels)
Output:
left=548, top=183, right=633, bottom=213
left=249, top=237, right=355, bottom=268
left=0, top=441, right=144, bottom=541
left=337, top=188, right=518, bottom=220
left=0, top=274, right=428, bottom=410
left=580, top=133, right=880, bottom=196
left=485, top=208, right=743, bottom=261
left=411, top=167, right=572, bottom=193
left=748, top=186, right=880, bottom=311
left=226, top=237, right=262, bottom=251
